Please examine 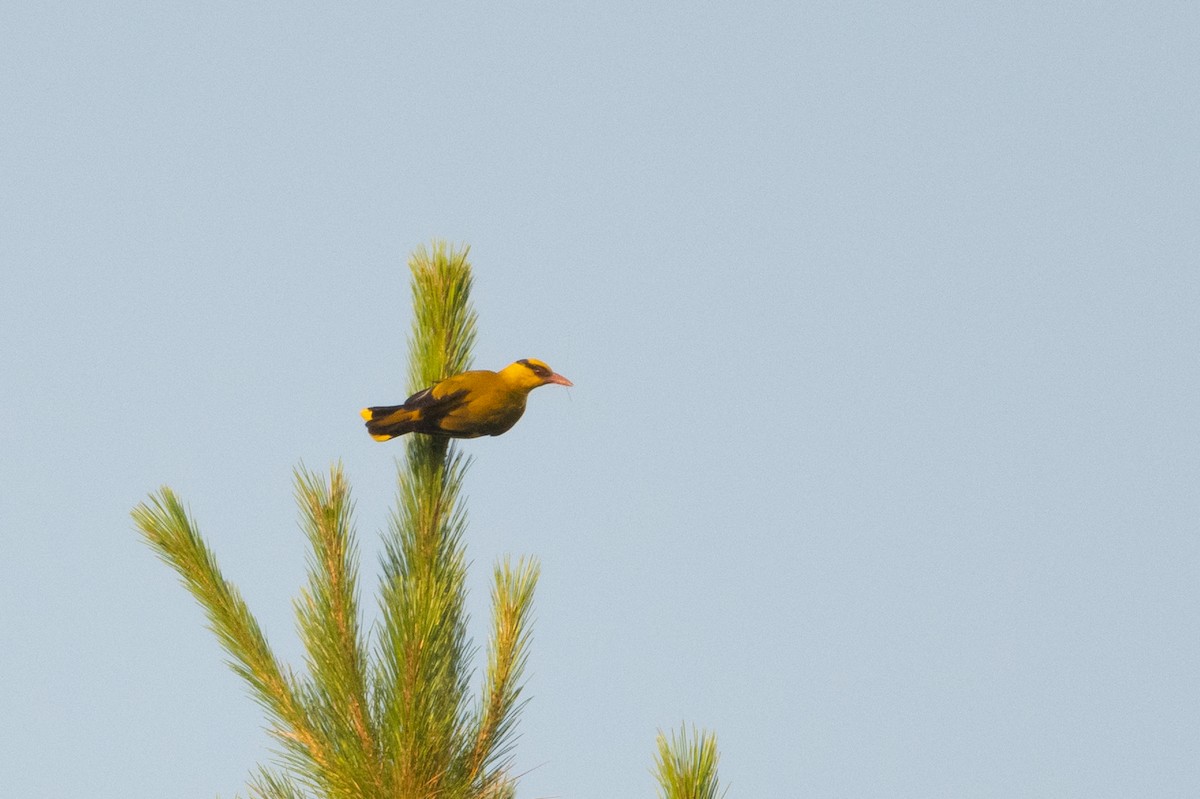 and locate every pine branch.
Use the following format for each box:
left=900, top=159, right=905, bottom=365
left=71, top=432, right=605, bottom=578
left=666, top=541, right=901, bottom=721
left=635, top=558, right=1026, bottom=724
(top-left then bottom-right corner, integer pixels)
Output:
left=467, top=557, right=540, bottom=789
left=406, top=240, right=477, bottom=393
left=374, top=241, right=481, bottom=797
left=131, top=490, right=332, bottom=787
left=653, top=725, right=726, bottom=799
left=375, top=448, right=474, bottom=795
left=292, top=463, right=381, bottom=797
